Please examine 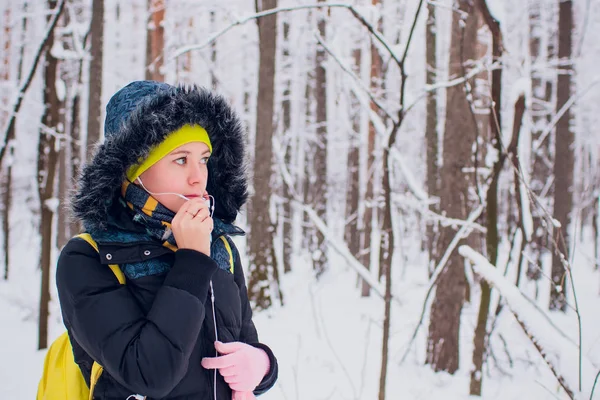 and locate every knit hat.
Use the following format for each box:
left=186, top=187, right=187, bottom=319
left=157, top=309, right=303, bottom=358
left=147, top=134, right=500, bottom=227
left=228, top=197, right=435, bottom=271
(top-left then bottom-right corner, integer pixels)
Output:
left=72, top=80, right=248, bottom=231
